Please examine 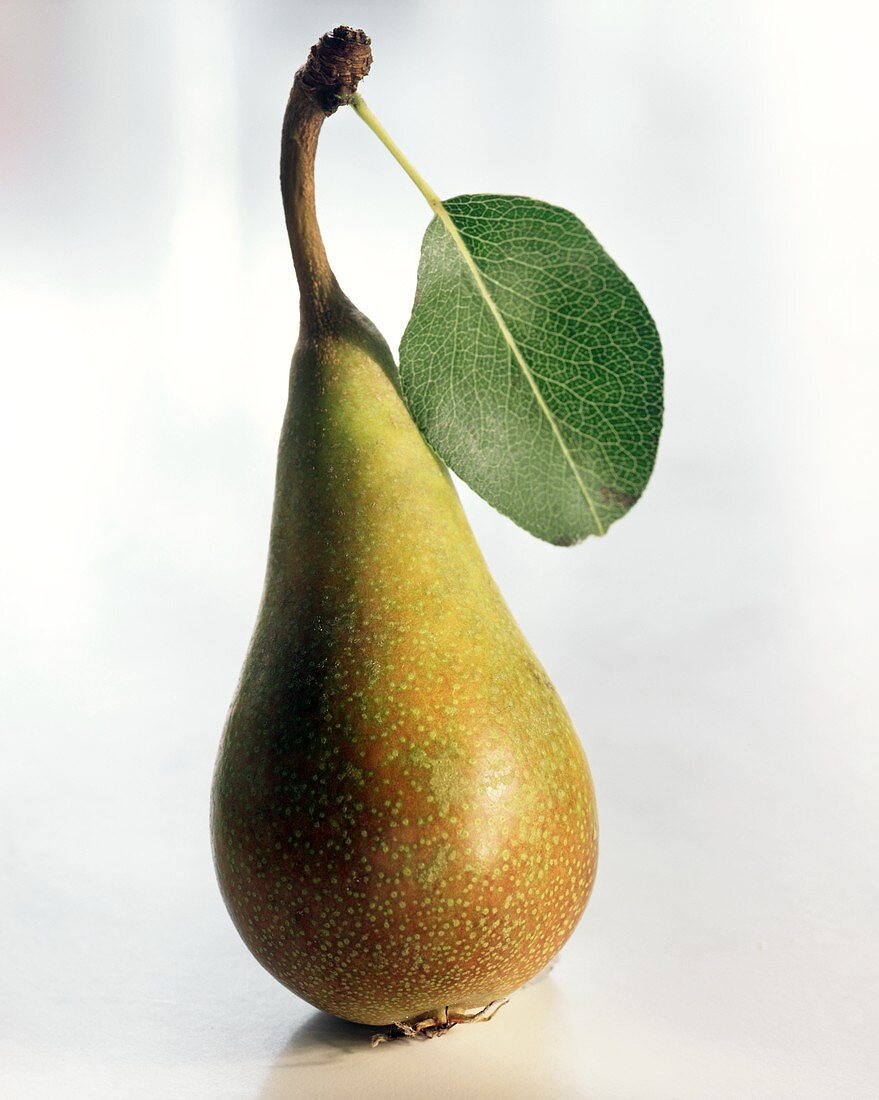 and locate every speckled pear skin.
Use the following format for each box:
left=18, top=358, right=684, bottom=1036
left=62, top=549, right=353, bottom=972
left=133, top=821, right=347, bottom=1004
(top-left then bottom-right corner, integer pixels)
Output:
left=211, top=300, right=598, bottom=1026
